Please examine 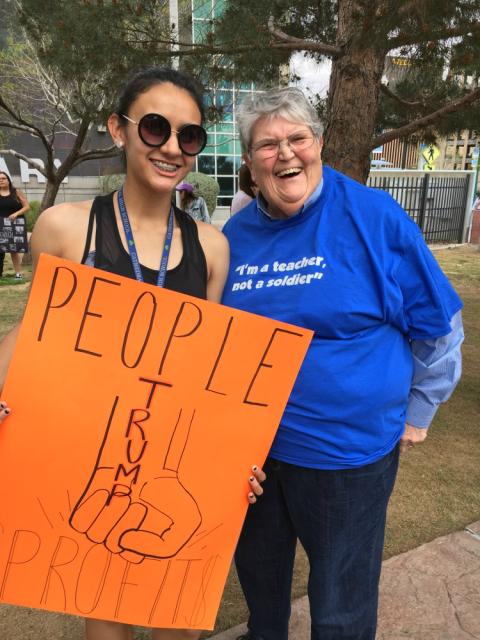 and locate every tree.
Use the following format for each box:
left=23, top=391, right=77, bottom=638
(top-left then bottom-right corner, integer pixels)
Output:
left=0, top=0, right=176, bottom=210
left=3, top=1, right=480, bottom=188
left=58, top=0, right=480, bottom=183
left=192, top=0, right=480, bottom=182
left=0, top=38, right=117, bottom=210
